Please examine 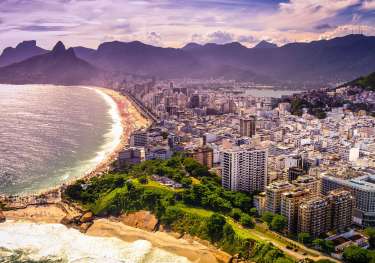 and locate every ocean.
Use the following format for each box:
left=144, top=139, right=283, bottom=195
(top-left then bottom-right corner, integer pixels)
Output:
left=0, top=84, right=122, bottom=195
left=0, top=222, right=190, bottom=263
